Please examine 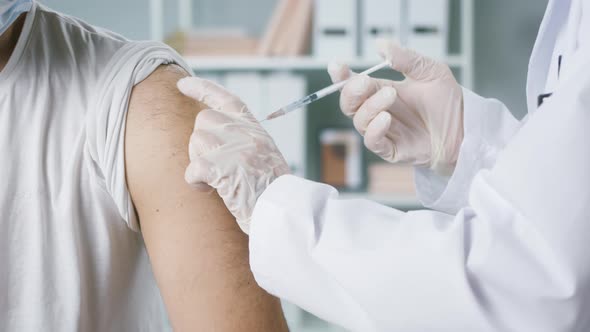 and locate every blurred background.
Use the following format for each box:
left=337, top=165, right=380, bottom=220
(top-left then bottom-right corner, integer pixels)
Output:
left=40, top=0, right=547, bottom=330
